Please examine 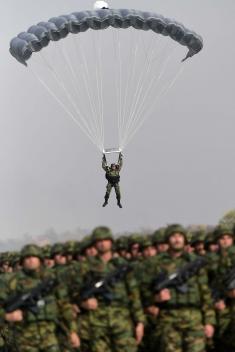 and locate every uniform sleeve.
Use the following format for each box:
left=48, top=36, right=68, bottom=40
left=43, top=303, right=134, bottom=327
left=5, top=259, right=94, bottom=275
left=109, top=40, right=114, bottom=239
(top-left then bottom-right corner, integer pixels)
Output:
left=118, top=154, right=123, bottom=171
left=125, top=271, right=146, bottom=325
left=102, top=156, right=108, bottom=171
left=49, top=270, right=78, bottom=333
left=139, top=257, right=160, bottom=308
left=198, top=267, right=216, bottom=326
